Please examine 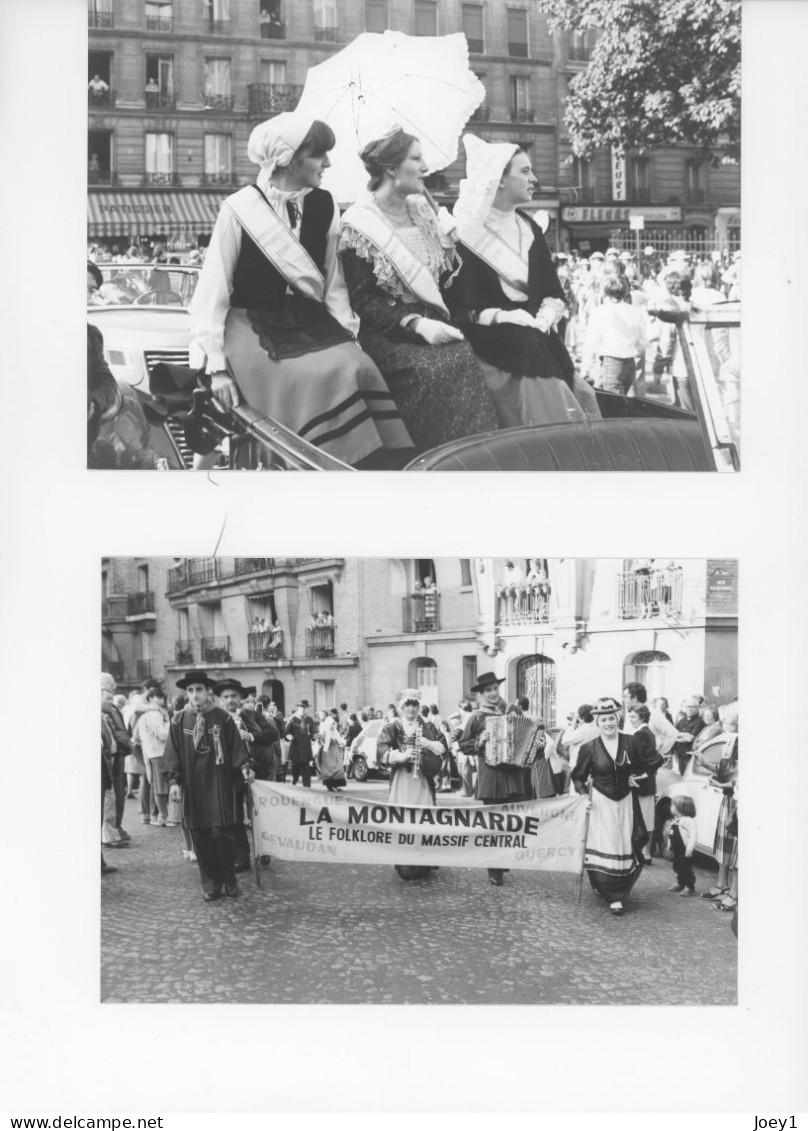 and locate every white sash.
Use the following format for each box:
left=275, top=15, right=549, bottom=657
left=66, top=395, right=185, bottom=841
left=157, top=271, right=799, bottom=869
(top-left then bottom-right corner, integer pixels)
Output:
left=341, top=202, right=450, bottom=318
left=457, top=215, right=530, bottom=297
left=224, top=185, right=325, bottom=304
